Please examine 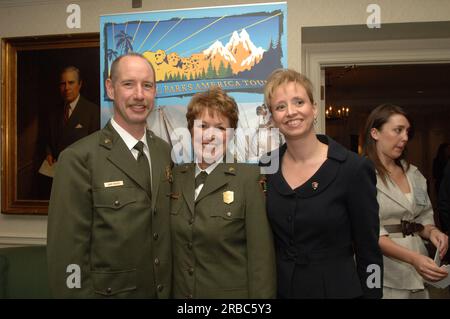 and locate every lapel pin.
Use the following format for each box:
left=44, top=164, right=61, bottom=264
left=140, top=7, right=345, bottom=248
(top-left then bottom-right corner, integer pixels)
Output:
left=312, top=181, right=319, bottom=190
left=259, top=176, right=267, bottom=193
left=165, top=165, right=173, bottom=183
left=167, top=192, right=180, bottom=199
